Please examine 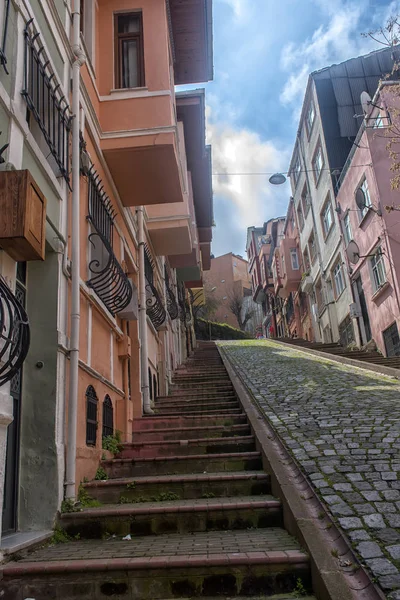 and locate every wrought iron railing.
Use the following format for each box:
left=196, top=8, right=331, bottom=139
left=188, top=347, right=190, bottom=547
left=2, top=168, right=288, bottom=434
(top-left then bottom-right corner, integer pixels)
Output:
left=0, top=277, right=30, bottom=386
left=87, top=231, right=132, bottom=315
left=22, top=19, right=72, bottom=185
left=144, top=248, right=166, bottom=329
left=165, top=266, right=178, bottom=320
left=177, top=281, right=191, bottom=325
left=0, top=0, right=10, bottom=73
